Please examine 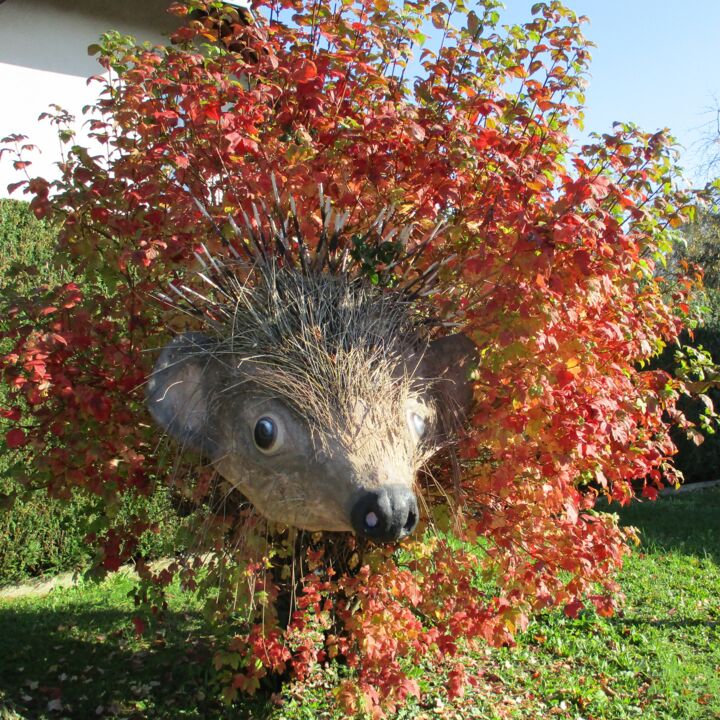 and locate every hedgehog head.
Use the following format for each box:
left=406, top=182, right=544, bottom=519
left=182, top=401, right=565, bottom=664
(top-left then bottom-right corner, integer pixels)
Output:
left=147, top=266, right=476, bottom=542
